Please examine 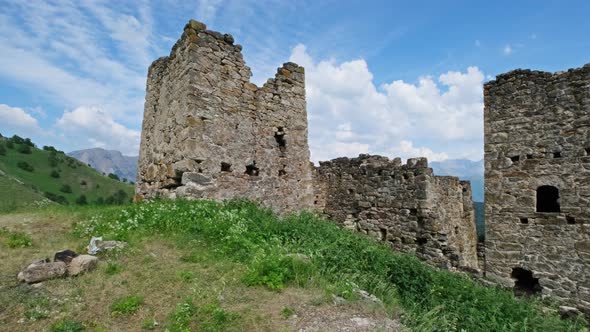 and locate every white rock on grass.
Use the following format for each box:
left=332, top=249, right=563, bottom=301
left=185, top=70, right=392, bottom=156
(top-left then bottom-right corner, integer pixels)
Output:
left=18, top=261, right=67, bottom=283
